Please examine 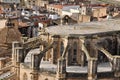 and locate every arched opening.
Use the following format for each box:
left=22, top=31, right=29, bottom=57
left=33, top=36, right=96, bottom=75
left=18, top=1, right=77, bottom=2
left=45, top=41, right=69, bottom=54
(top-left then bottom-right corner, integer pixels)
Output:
left=97, top=38, right=114, bottom=63
left=96, top=38, right=114, bottom=72
left=98, top=39, right=110, bottom=63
